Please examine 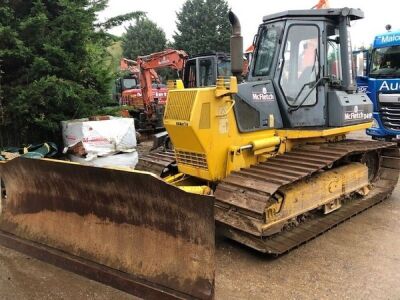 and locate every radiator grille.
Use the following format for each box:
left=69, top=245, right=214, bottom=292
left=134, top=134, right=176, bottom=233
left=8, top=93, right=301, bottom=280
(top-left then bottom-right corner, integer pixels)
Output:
left=164, top=90, right=197, bottom=121
left=175, top=150, right=208, bottom=169
left=380, top=102, right=400, bottom=130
